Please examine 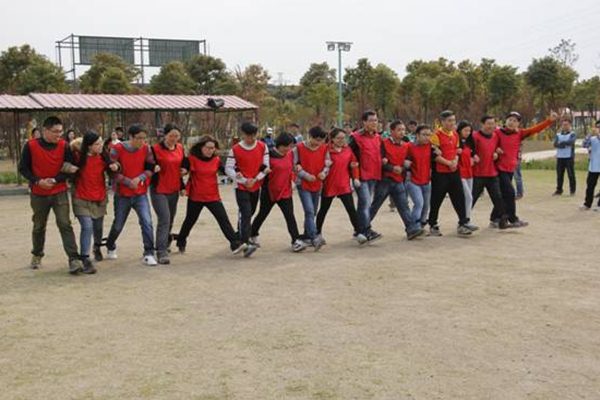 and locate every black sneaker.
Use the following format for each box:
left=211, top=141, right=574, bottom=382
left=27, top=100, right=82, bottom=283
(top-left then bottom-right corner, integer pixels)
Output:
left=81, top=258, right=97, bottom=274
left=177, top=243, right=186, bottom=254
left=231, top=242, right=247, bottom=255
left=367, top=230, right=383, bottom=243
left=93, top=245, right=103, bottom=262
